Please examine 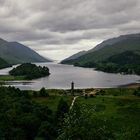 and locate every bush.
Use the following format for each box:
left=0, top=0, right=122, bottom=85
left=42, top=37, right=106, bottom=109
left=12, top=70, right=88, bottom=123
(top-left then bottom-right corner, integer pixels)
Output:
left=39, top=87, right=49, bottom=97
left=85, top=94, right=88, bottom=99
left=0, top=86, right=55, bottom=140
left=133, top=90, right=140, bottom=97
